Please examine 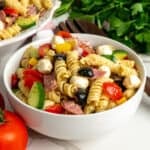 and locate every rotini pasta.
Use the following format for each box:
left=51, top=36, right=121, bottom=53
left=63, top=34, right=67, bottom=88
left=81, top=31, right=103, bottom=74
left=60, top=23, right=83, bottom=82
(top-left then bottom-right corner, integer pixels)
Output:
left=31, top=0, right=42, bottom=10
left=5, top=0, right=27, bottom=15
left=15, top=90, right=27, bottom=103
left=42, top=0, right=53, bottom=9
left=11, top=32, right=141, bottom=115
left=87, top=77, right=113, bottom=104
left=54, top=60, right=71, bottom=81
left=18, top=80, right=30, bottom=97
left=67, top=51, right=80, bottom=75
left=20, top=0, right=30, bottom=8
left=0, top=24, right=21, bottom=40
left=58, top=80, right=77, bottom=98
left=48, top=90, right=61, bottom=103
left=1, top=0, right=53, bottom=40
